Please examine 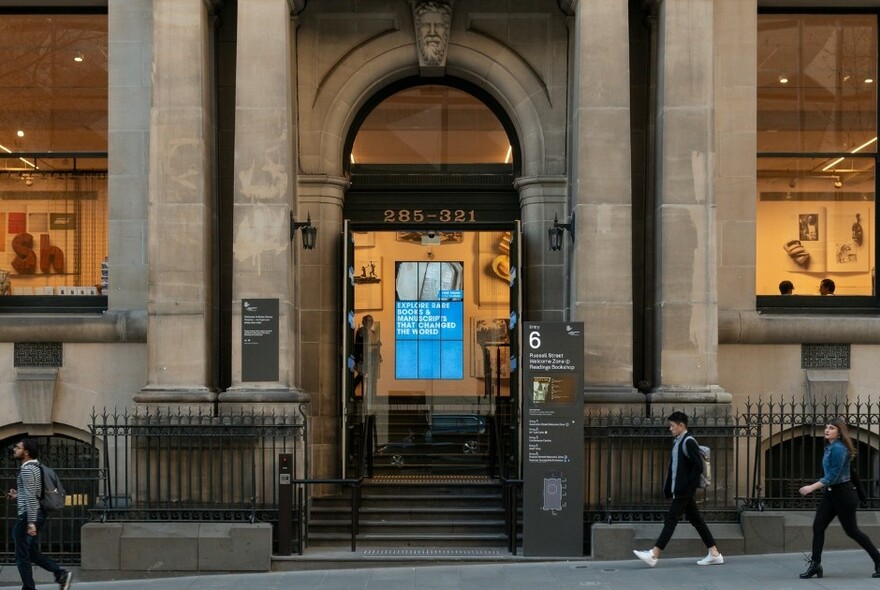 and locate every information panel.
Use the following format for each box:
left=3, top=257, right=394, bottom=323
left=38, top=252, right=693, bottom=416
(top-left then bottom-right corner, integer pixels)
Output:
left=394, top=261, right=464, bottom=379
left=522, top=322, right=584, bottom=557
left=241, top=298, right=279, bottom=382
